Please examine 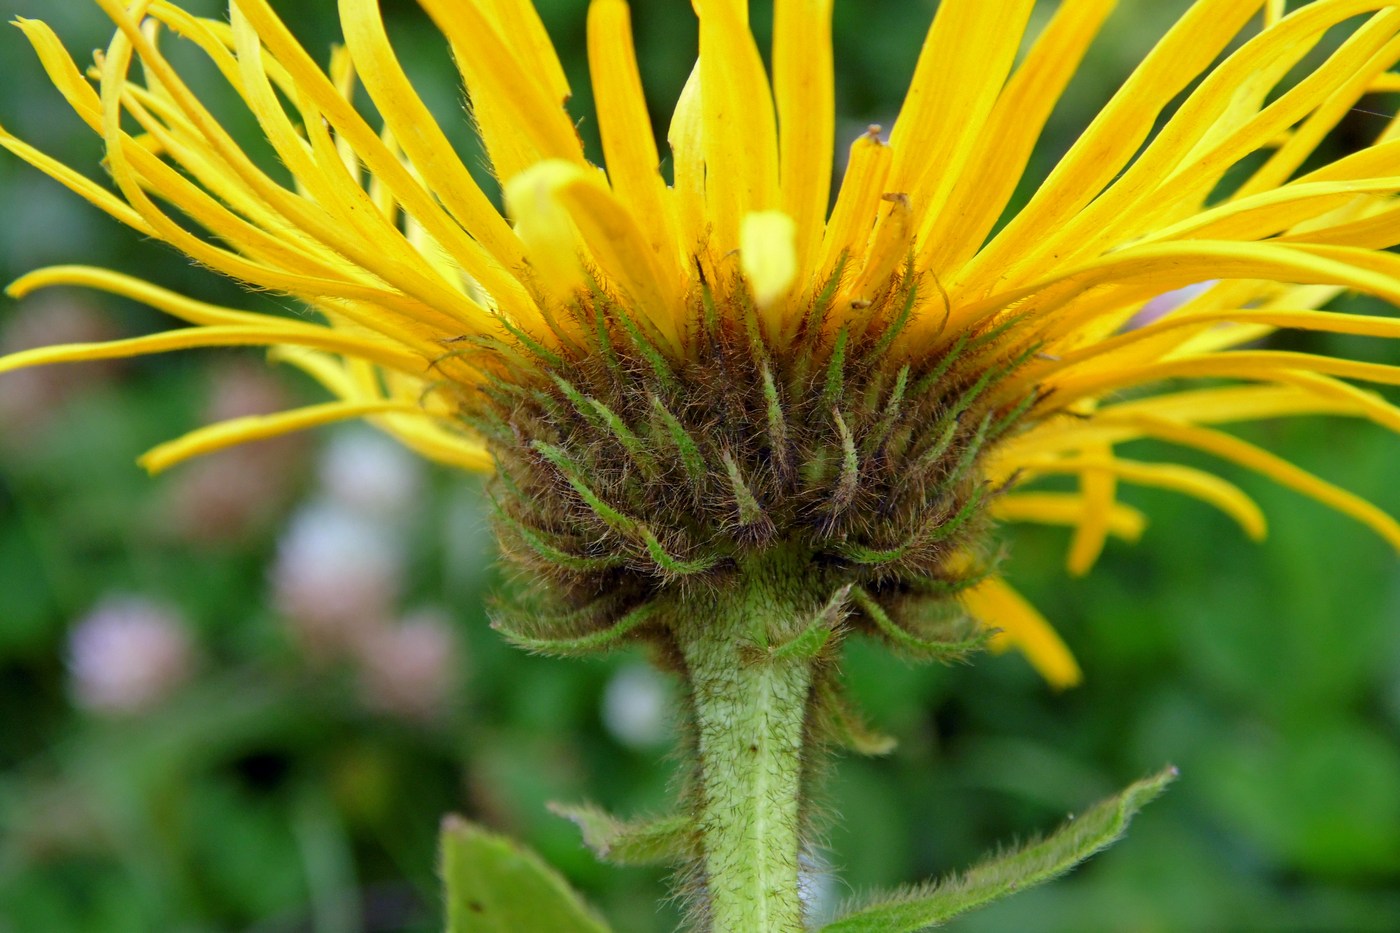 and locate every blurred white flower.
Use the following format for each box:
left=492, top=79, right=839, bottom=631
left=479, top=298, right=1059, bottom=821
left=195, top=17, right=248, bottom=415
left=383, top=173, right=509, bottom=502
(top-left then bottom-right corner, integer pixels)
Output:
left=319, top=429, right=424, bottom=523
left=272, top=503, right=403, bottom=657
left=355, top=608, right=461, bottom=722
left=67, top=596, right=195, bottom=715
left=601, top=663, right=673, bottom=750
